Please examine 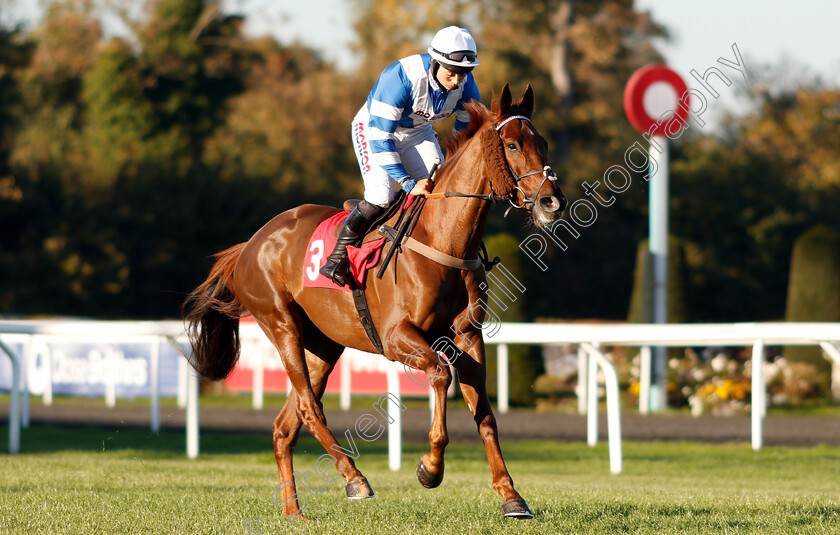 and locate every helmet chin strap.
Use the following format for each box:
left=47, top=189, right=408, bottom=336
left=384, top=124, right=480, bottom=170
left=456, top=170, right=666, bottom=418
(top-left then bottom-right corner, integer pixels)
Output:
left=430, top=59, right=441, bottom=84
